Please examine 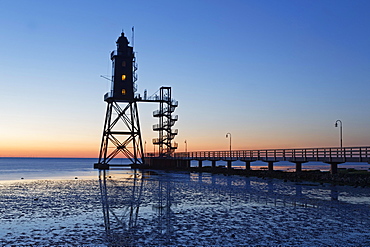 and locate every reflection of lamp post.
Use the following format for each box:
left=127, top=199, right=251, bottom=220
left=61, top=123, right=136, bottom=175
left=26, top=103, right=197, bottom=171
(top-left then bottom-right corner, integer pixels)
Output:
left=226, top=133, right=231, bottom=158
left=334, top=120, right=343, bottom=148
left=184, top=140, right=187, bottom=153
